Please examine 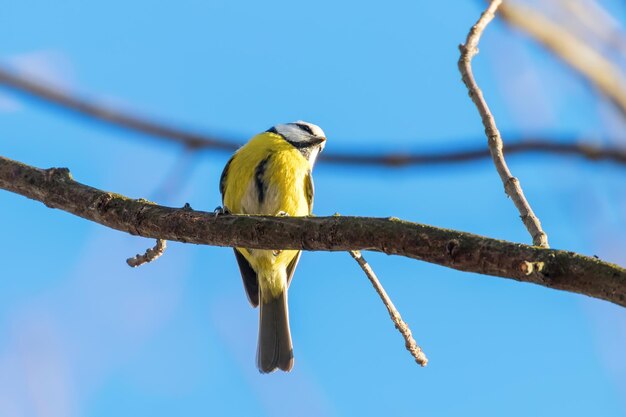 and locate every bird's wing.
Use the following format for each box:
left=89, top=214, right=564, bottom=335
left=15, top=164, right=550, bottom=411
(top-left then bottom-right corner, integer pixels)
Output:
left=285, top=250, right=301, bottom=288
left=233, top=248, right=259, bottom=307
left=219, top=155, right=234, bottom=203
left=283, top=171, right=313, bottom=287
left=304, top=170, right=314, bottom=214
left=221, top=155, right=260, bottom=305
